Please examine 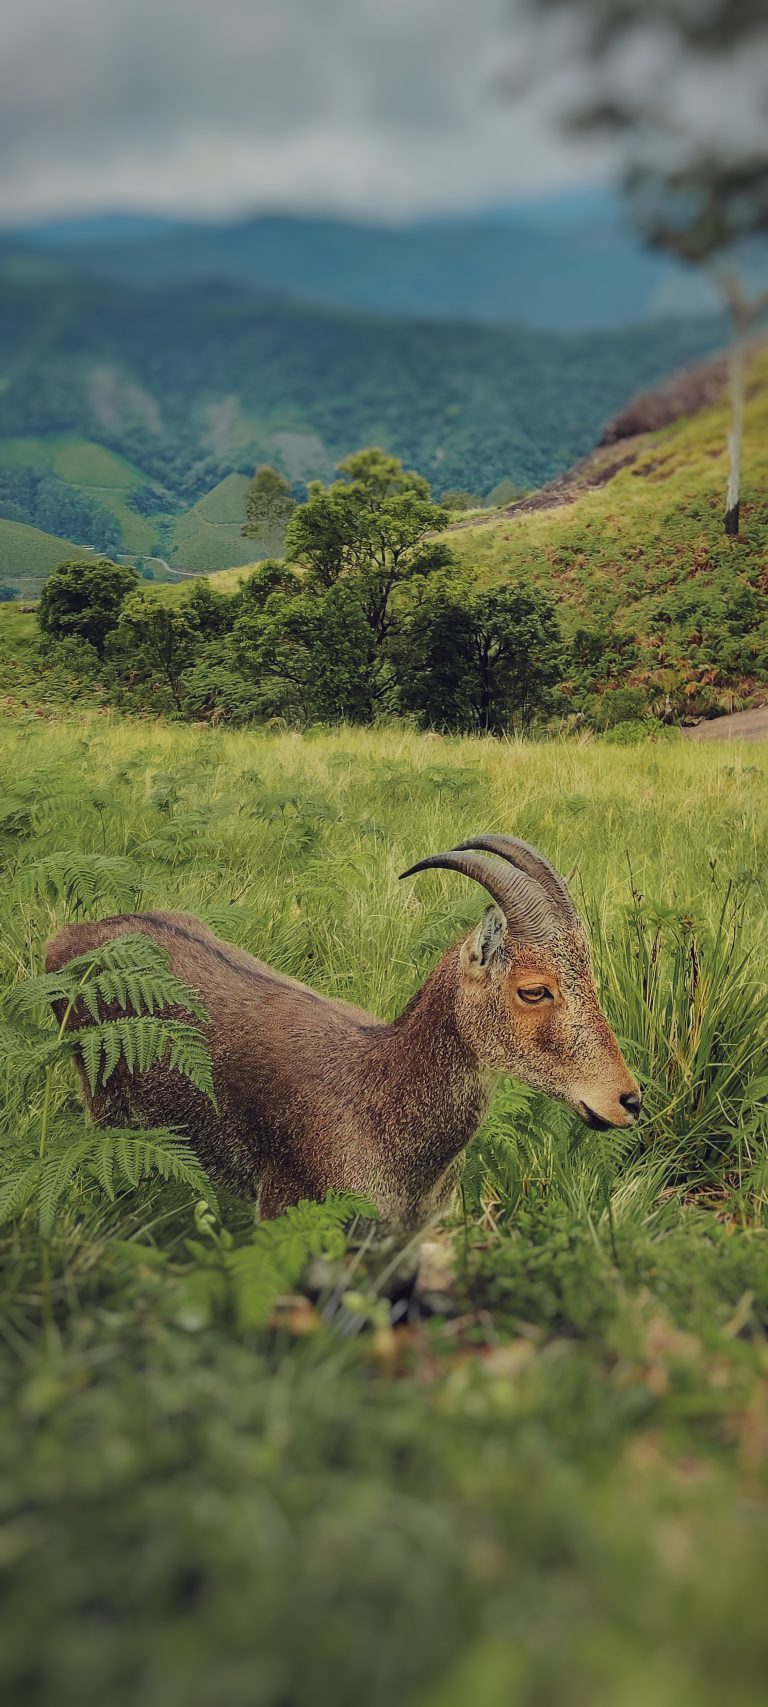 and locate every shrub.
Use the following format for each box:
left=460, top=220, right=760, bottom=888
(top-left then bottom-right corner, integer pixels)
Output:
left=584, top=686, right=650, bottom=730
